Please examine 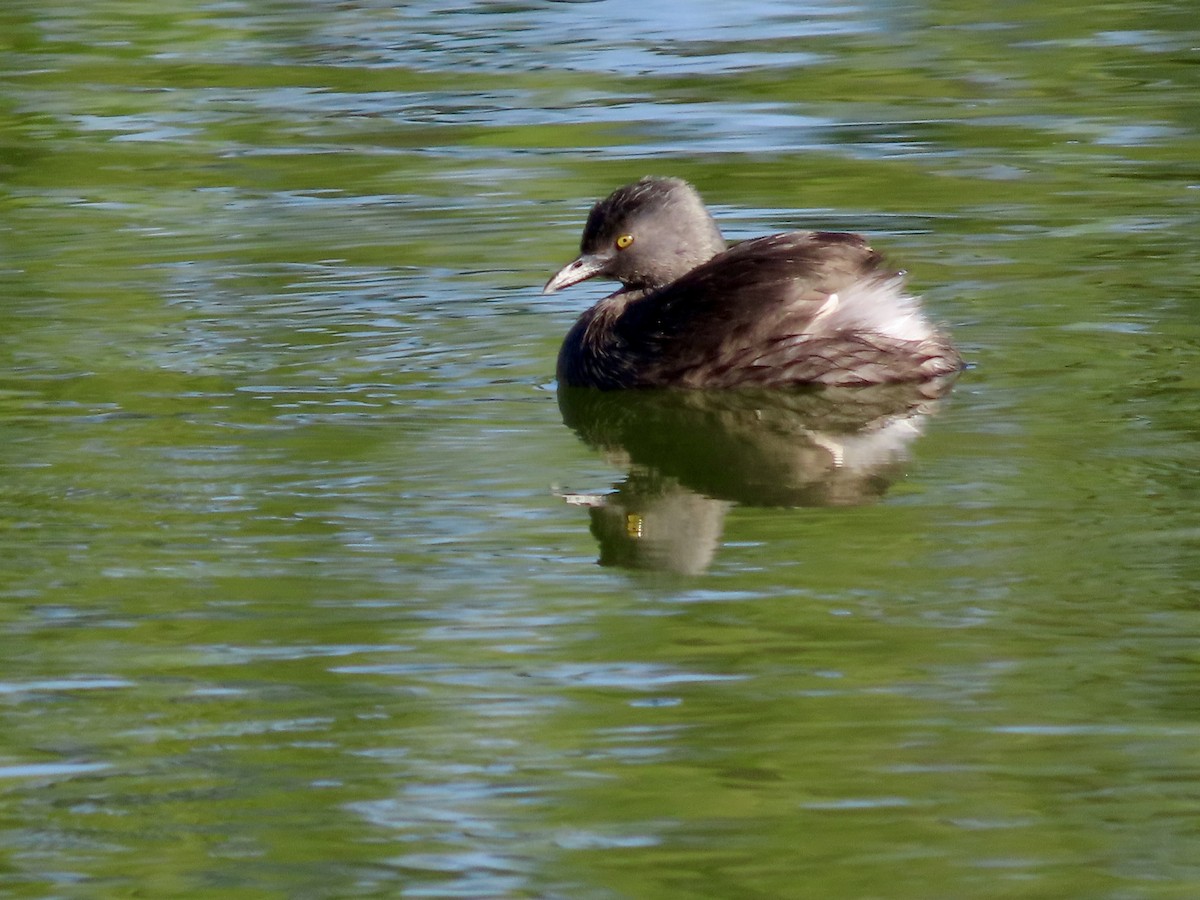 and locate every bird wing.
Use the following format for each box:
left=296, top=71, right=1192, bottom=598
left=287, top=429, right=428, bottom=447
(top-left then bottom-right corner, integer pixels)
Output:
left=613, top=231, right=907, bottom=387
